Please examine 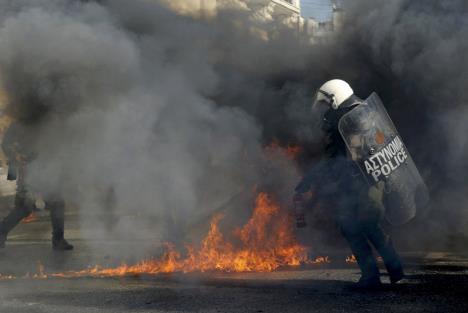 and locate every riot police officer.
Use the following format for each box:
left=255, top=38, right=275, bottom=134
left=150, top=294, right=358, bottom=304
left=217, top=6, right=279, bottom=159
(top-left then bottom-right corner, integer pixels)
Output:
left=294, top=79, right=416, bottom=289
left=0, top=121, right=73, bottom=250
